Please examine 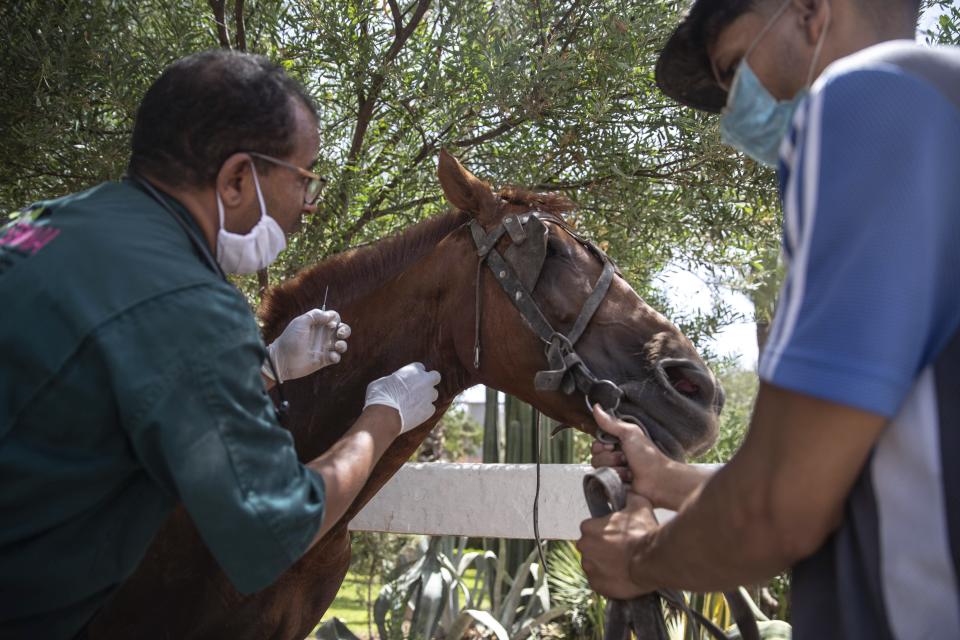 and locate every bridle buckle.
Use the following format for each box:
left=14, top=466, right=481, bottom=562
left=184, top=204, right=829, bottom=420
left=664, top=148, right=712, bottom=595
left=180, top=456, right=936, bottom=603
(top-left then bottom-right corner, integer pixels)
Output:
left=585, top=378, right=624, bottom=414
